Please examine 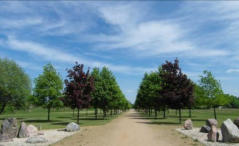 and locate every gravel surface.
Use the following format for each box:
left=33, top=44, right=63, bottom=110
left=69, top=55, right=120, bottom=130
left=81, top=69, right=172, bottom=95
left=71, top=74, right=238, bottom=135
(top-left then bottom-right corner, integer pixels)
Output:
left=0, top=129, right=78, bottom=146
left=176, top=128, right=239, bottom=146
left=54, top=110, right=199, bottom=146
